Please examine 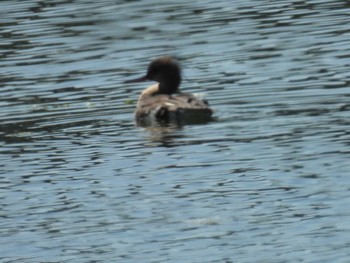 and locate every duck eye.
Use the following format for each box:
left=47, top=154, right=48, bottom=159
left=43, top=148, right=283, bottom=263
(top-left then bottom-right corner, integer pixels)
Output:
left=146, top=69, right=154, bottom=78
